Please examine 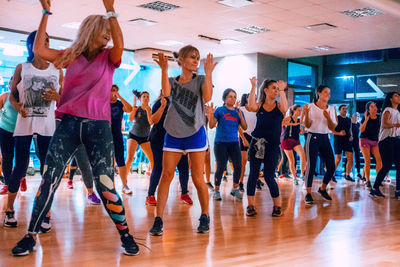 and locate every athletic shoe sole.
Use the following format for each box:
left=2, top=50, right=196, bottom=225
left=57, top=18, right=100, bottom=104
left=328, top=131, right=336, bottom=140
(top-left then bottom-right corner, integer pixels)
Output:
left=197, top=229, right=209, bottom=234
left=122, top=248, right=139, bottom=256
left=3, top=223, right=17, bottom=228
left=12, top=247, right=36, bottom=257
left=149, top=230, right=163, bottom=236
